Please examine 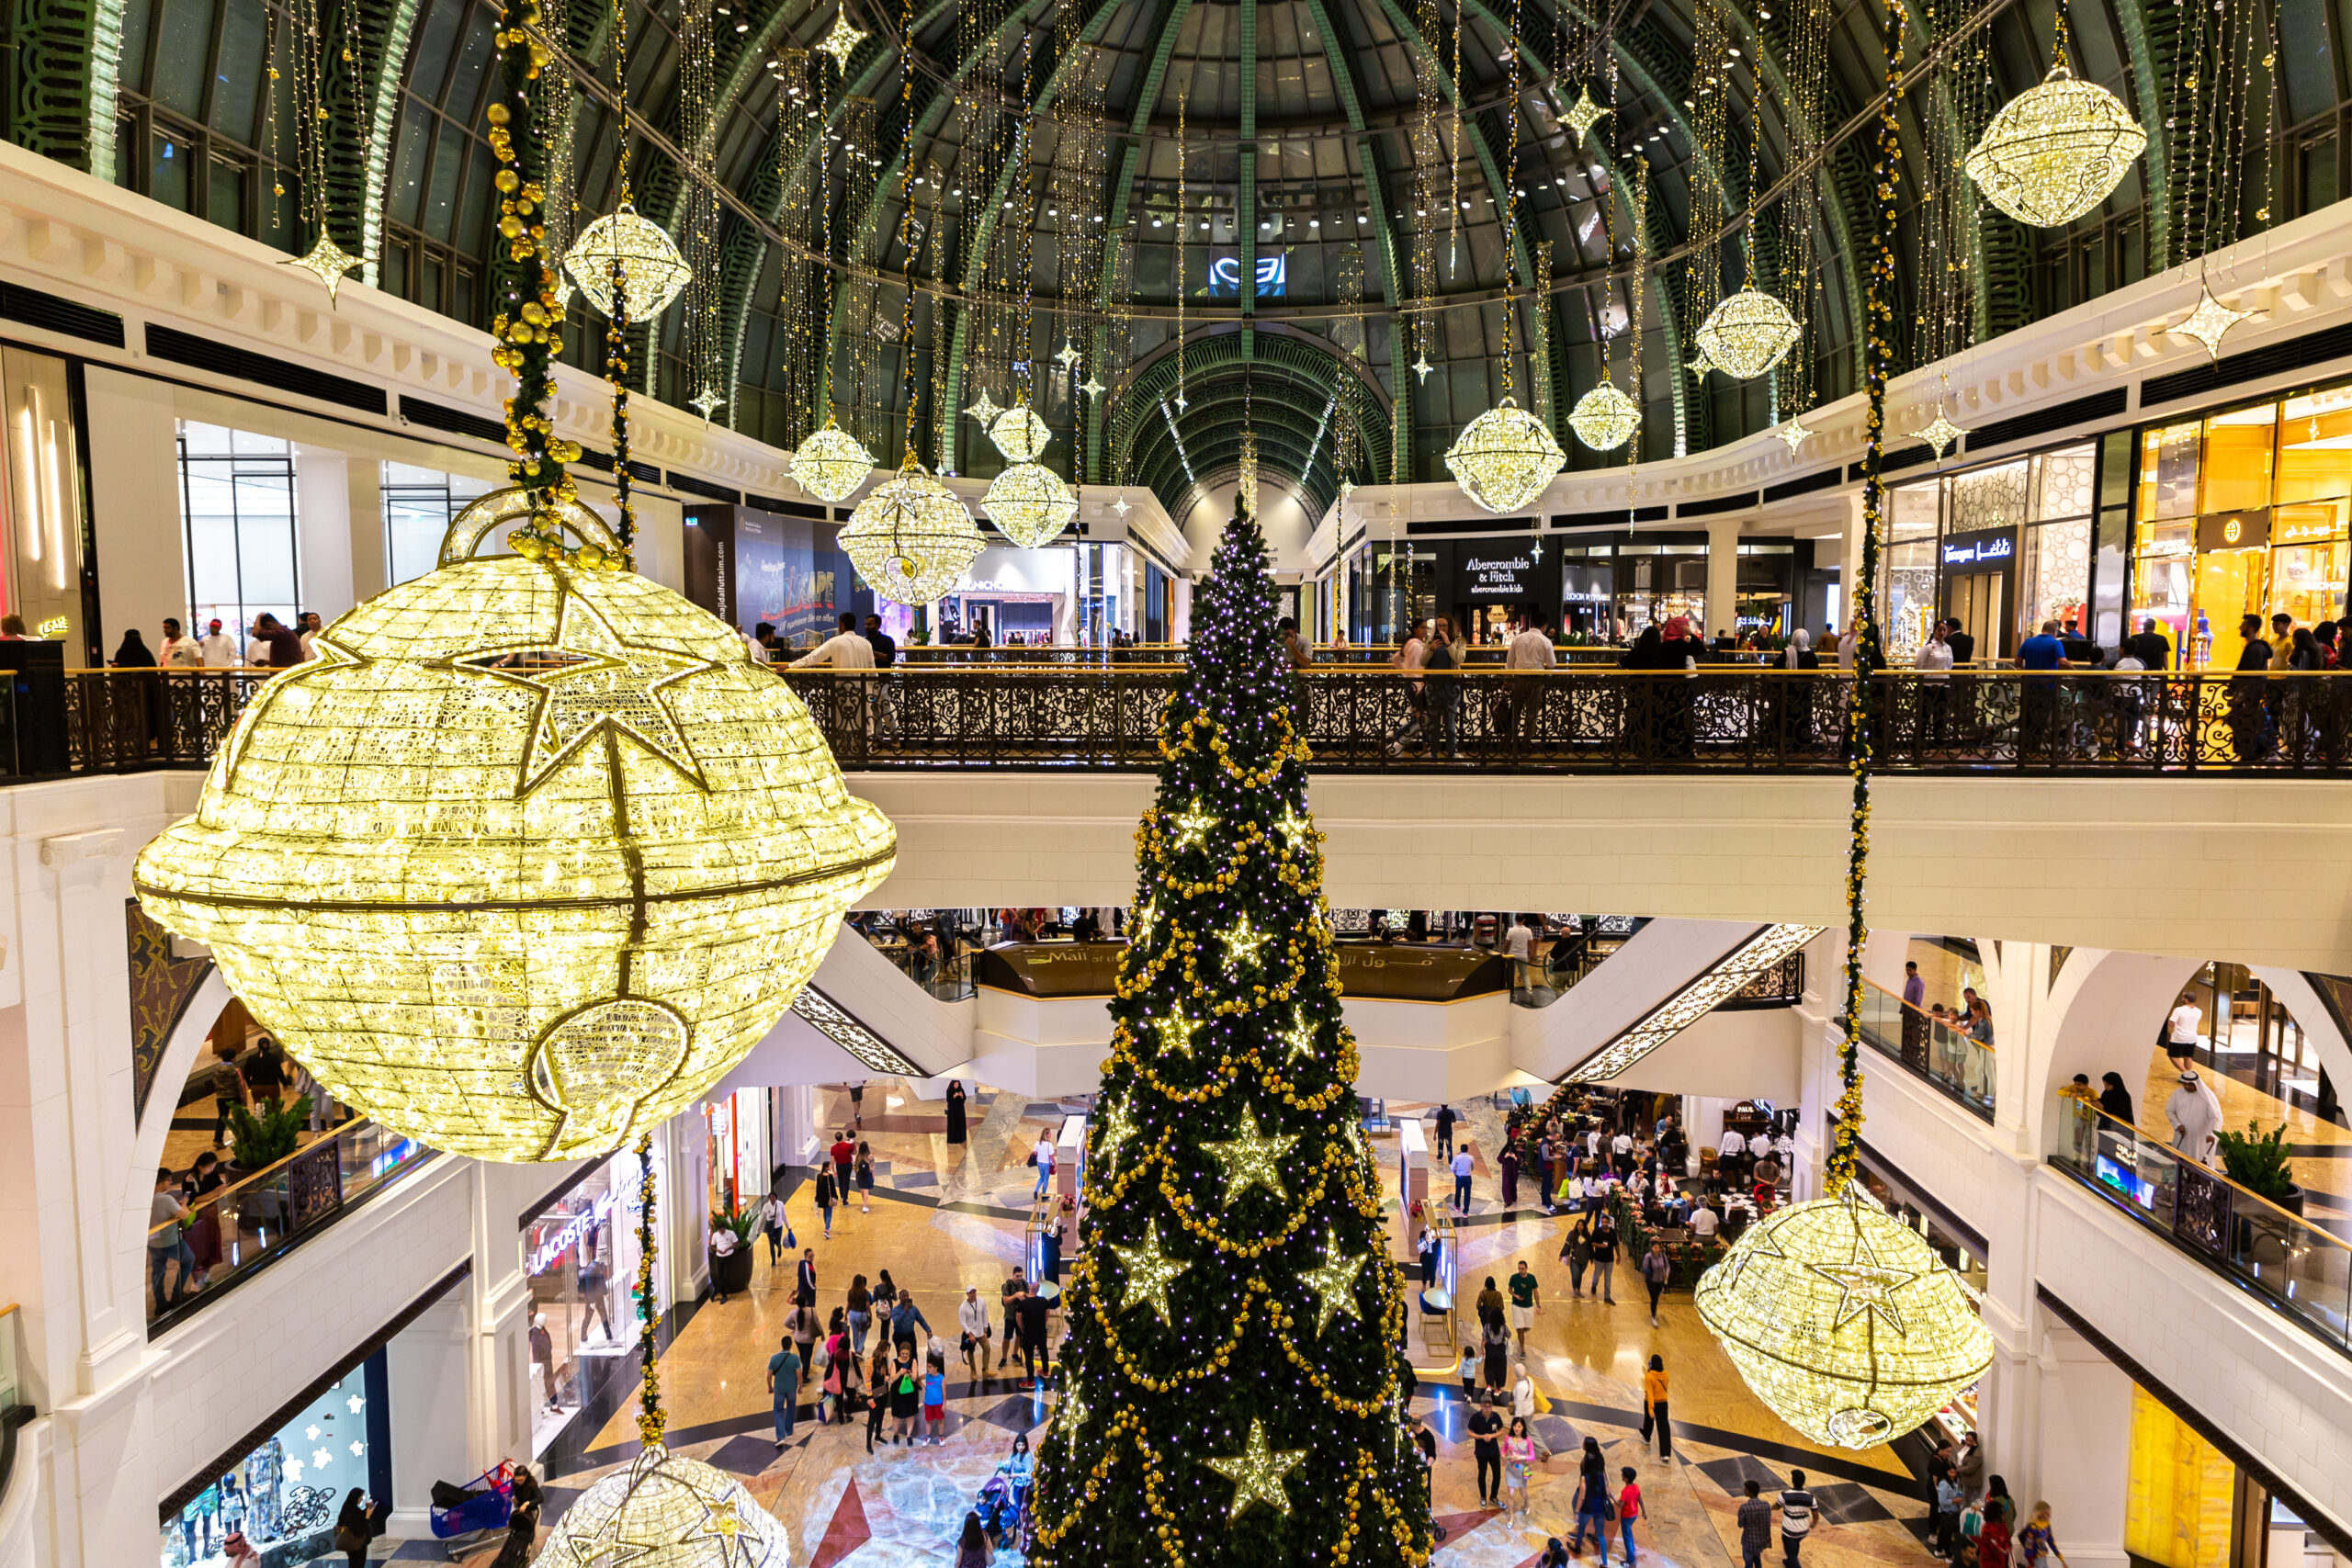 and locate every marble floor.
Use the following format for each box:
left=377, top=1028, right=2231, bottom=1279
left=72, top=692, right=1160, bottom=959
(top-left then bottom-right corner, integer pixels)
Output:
left=503, top=1085, right=1939, bottom=1568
